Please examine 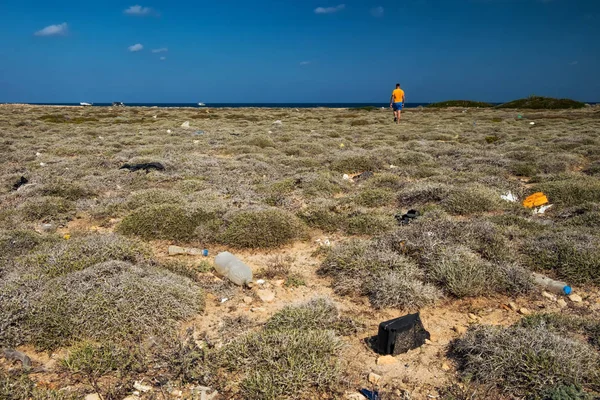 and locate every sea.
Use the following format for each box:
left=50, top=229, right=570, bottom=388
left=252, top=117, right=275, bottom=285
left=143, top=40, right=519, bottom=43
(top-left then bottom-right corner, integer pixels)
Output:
left=24, top=103, right=433, bottom=108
